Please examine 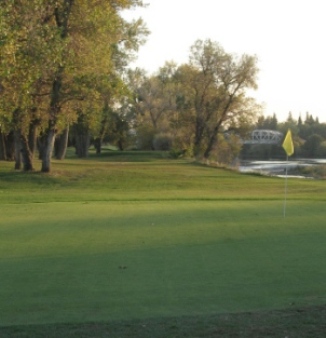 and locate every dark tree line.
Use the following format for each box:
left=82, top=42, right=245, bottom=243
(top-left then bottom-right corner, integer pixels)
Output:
left=242, top=112, right=326, bottom=160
